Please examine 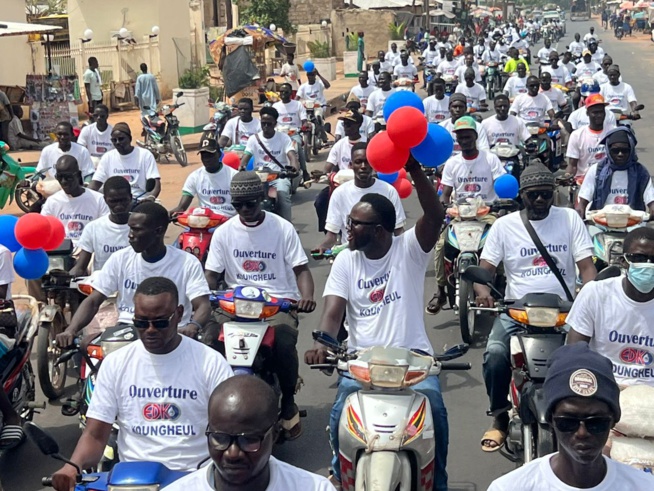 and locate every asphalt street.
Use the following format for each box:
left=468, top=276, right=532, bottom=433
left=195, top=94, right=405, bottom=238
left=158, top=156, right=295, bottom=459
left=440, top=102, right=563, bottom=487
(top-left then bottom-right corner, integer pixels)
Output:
left=2, top=17, right=653, bottom=491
